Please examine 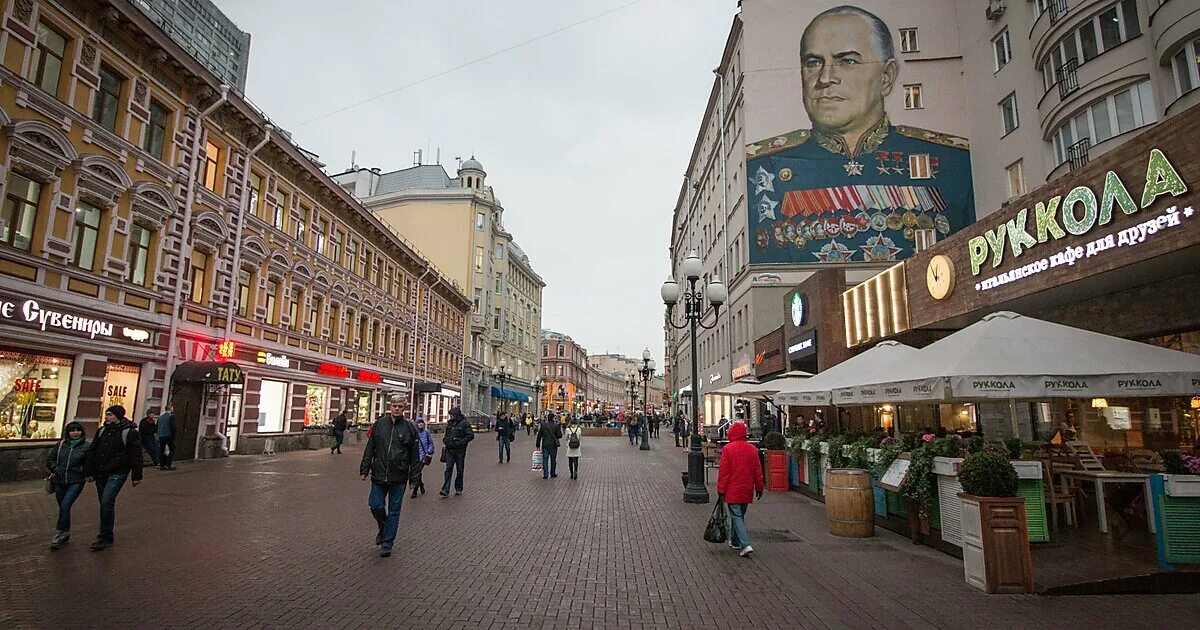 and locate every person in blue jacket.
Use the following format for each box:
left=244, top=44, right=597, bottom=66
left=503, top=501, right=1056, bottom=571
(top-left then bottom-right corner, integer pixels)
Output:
left=410, top=418, right=436, bottom=498
left=45, top=421, right=90, bottom=550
